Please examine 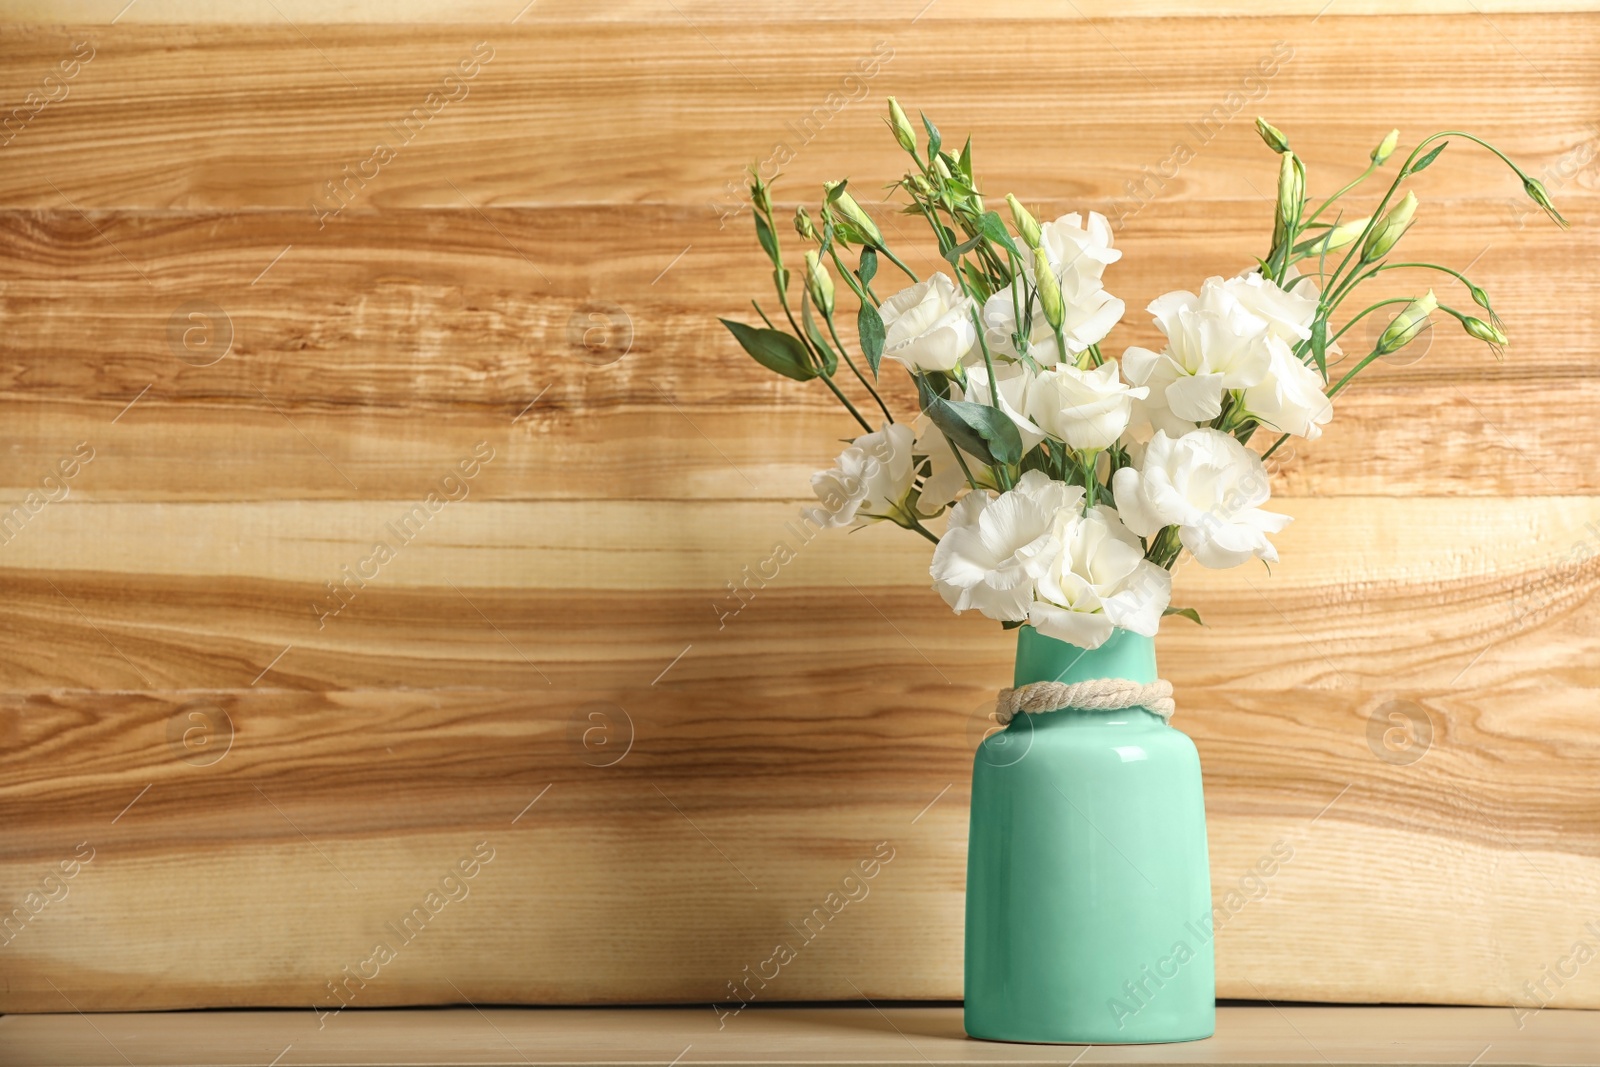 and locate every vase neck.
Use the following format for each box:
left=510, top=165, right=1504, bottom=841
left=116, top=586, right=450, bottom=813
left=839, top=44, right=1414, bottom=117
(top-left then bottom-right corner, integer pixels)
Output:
left=1012, top=625, right=1157, bottom=687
